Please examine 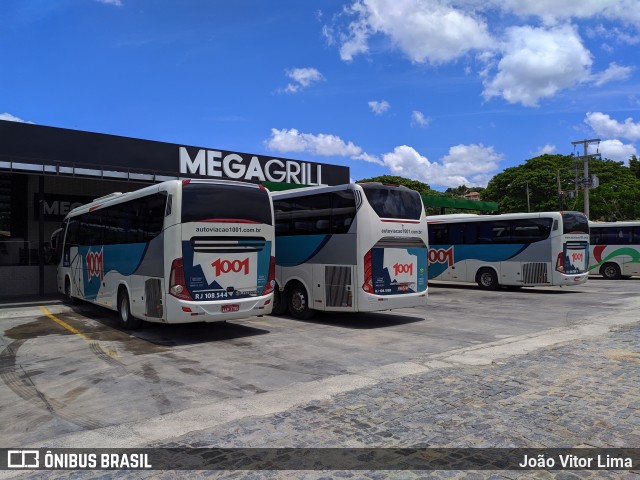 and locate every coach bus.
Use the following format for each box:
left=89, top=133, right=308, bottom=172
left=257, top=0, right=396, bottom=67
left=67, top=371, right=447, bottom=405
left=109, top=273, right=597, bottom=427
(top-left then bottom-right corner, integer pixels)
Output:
left=588, top=221, right=640, bottom=279
left=271, top=183, right=428, bottom=318
left=427, top=211, right=589, bottom=289
left=57, top=179, right=275, bottom=329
